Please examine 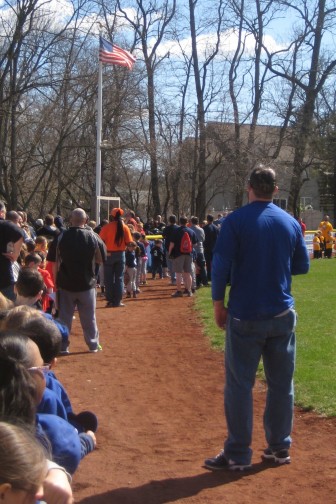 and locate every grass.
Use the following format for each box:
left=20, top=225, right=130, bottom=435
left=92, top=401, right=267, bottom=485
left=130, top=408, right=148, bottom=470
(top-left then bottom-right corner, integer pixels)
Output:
left=194, top=259, right=336, bottom=417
